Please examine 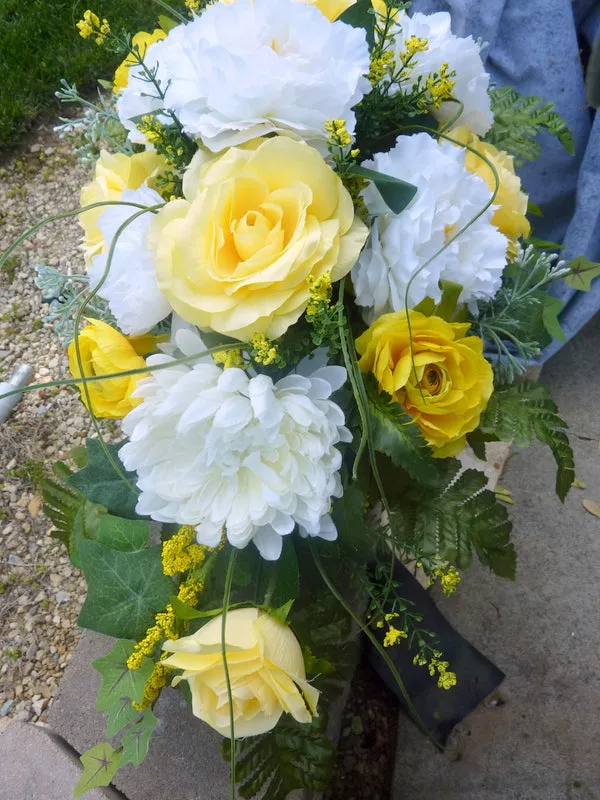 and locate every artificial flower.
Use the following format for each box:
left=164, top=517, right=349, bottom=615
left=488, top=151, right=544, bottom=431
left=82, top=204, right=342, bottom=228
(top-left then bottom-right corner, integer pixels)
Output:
left=356, top=310, right=493, bottom=456
left=79, top=149, right=166, bottom=264
left=163, top=608, right=319, bottom=737
left=153, top=136, right=368, bottom=340
left=88, top=186, right=172, bottom=336
left=117, top=0, right=369, bottom=152
left=221, top=0, right=356, bottom=21
left=68, top=319, right=148, bottom=418
left=385, top=9, right=493, bottom=135
left=119, top=330, right=351, bottom=559
left=352, top=133, right=508, bottom=318
left=451, top=126, right=531, bottom=253
left=113, top=29, right=166, bottom=93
